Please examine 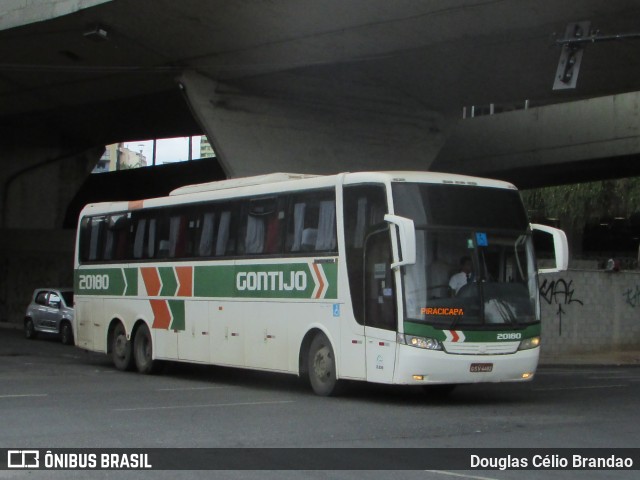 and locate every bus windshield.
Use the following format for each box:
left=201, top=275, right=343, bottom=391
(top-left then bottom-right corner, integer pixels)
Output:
left=392, top=183, right=538, bottom=328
